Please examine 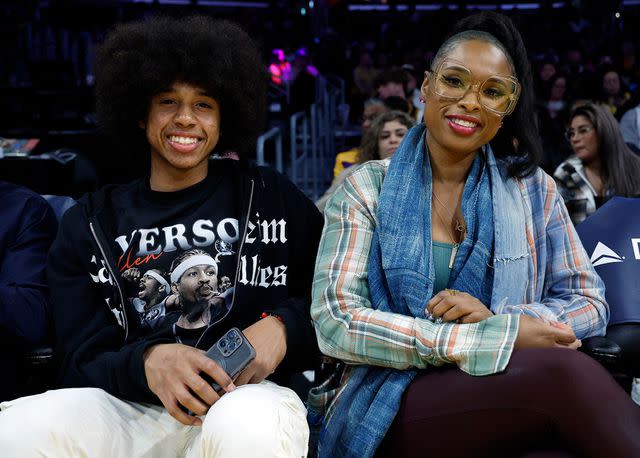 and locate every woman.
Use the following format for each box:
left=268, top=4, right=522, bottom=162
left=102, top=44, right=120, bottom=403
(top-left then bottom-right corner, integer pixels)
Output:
left=599, top=68, right=631, bottom=116
left=554, top=102, right=640, bottom=225
left=318, top=111, right=414, bottom=211
left=309, top=11, right=640, bottom=458
left=333, top=98, right=389, bottom=178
